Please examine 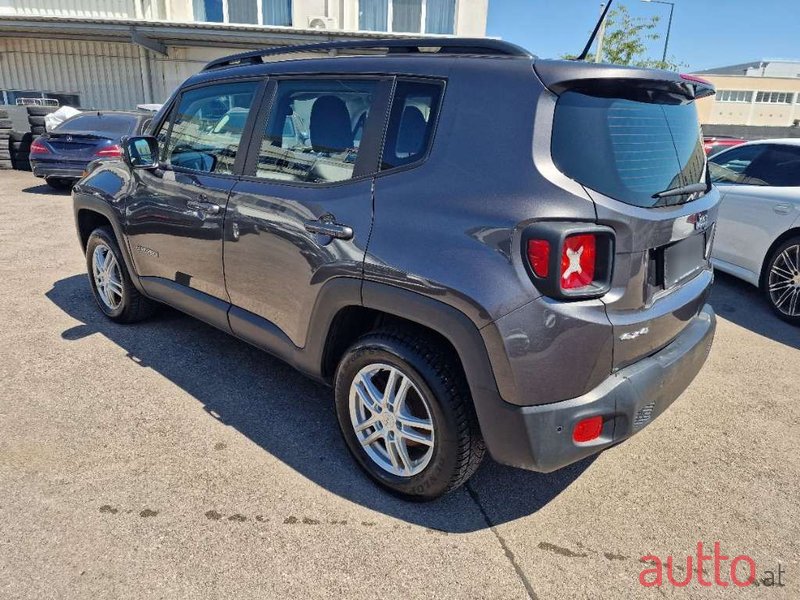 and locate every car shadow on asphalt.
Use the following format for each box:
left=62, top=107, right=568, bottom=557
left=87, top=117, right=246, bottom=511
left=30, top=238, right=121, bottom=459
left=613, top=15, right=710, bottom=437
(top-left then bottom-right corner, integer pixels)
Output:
left=709, top=271, right=800, bottom=350
left=47, top=274, right=592, bottom=533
